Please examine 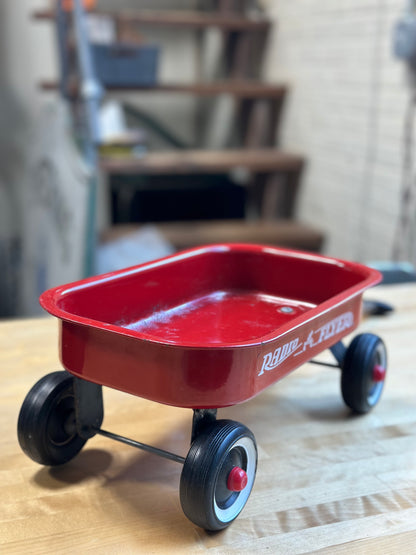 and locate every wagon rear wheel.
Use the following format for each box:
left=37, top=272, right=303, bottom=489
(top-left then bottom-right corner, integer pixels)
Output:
left=18, top=371, right=87, bottom=465
left=341, top=333, right=387, bottom=414
left=180, top=420, right=257, bottom=531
